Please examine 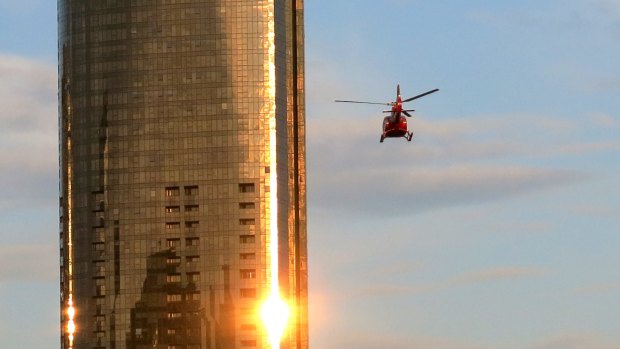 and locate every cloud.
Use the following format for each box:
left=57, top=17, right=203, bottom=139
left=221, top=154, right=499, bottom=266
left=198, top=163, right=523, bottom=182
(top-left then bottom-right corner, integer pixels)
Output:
left=447, top=266, right=546, bottom=287
left=571, top=204, right=617, bottom=217
left=543, top=141, right=620, bottom=157
left=0, top=244, right=57, bottom=283
left=589, top=112, right=618, bottom=128
left=0, top=54, right=57, bottom=210
left=574, top=282, right=620, bottom=294
left=325, top=331, right=493, bottom=349
left=307, top=111, right=614, bottom=216
left=308, top=113, right=603, bottom=167
left=311, top=163, right=585, bottom=216
left=0, top=0, right=41, bottom=13
left=592, top=0, right=620, bottom=22
left=357, top=284, right=427, bottom=298
left=467, top=2, right=620, bottom=31
left=357, top=266, right=546, bottom=298
left=533, top=332, right=620, bottom=349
